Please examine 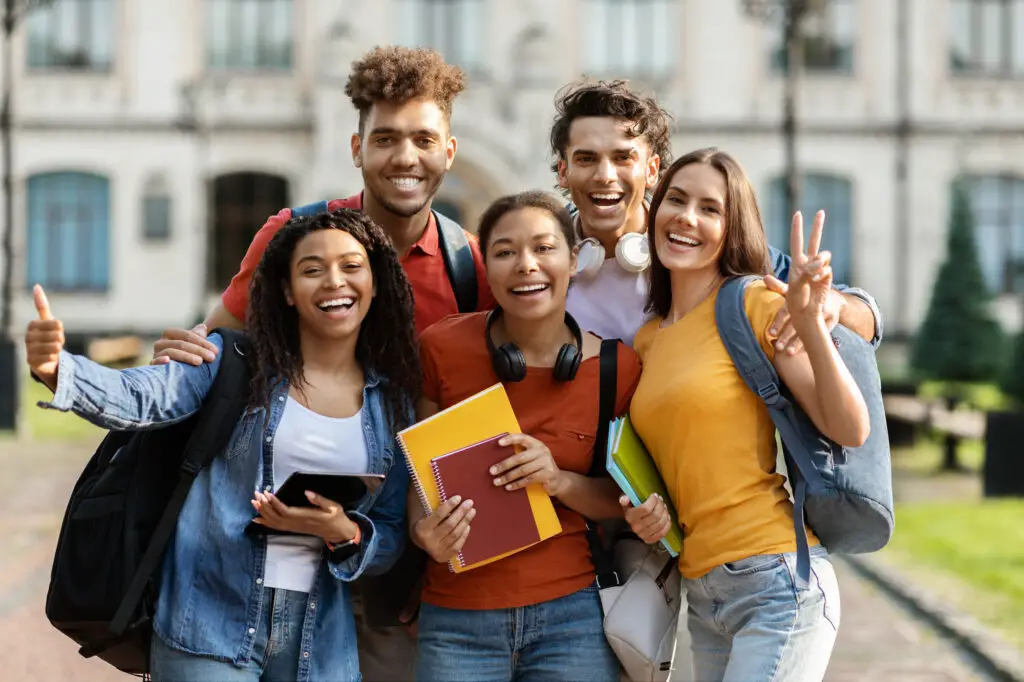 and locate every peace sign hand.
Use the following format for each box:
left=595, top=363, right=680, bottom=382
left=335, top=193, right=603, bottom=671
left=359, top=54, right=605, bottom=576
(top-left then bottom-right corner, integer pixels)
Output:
left=785, top=211, right=833, bottom=334
left=25, top=284, right=65, bottom=392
